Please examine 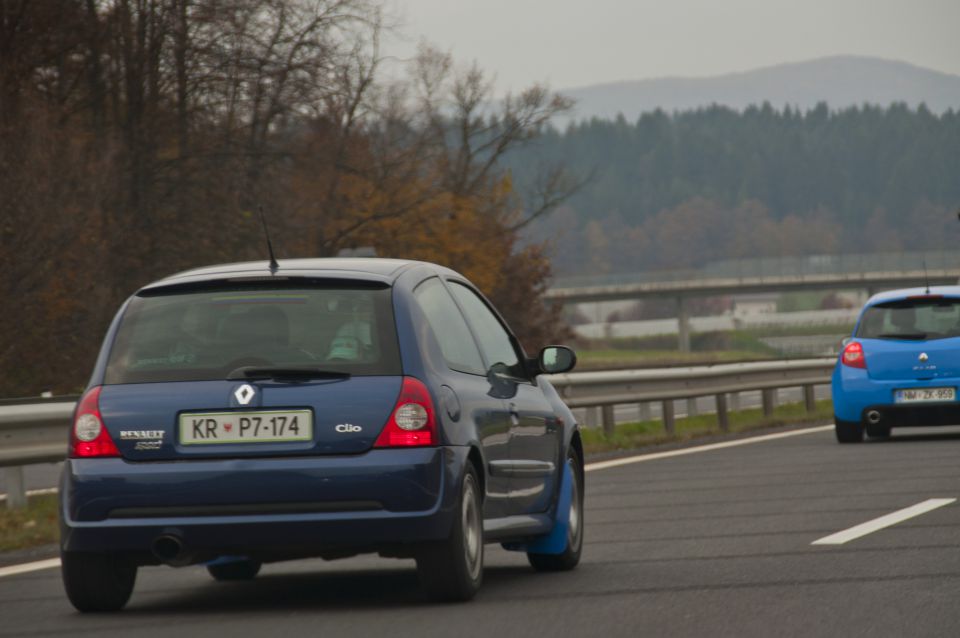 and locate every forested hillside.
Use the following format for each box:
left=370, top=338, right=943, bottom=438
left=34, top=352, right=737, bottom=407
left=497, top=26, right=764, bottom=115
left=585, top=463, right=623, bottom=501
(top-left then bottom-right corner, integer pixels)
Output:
left=511, top=103, right=960, bottom=275
left=559, top=56, right=960, bottom=121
